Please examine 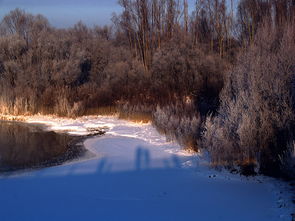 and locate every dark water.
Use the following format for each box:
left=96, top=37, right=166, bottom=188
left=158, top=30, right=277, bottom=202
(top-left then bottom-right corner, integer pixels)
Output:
left=0, top=121, right=87, bottom=172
